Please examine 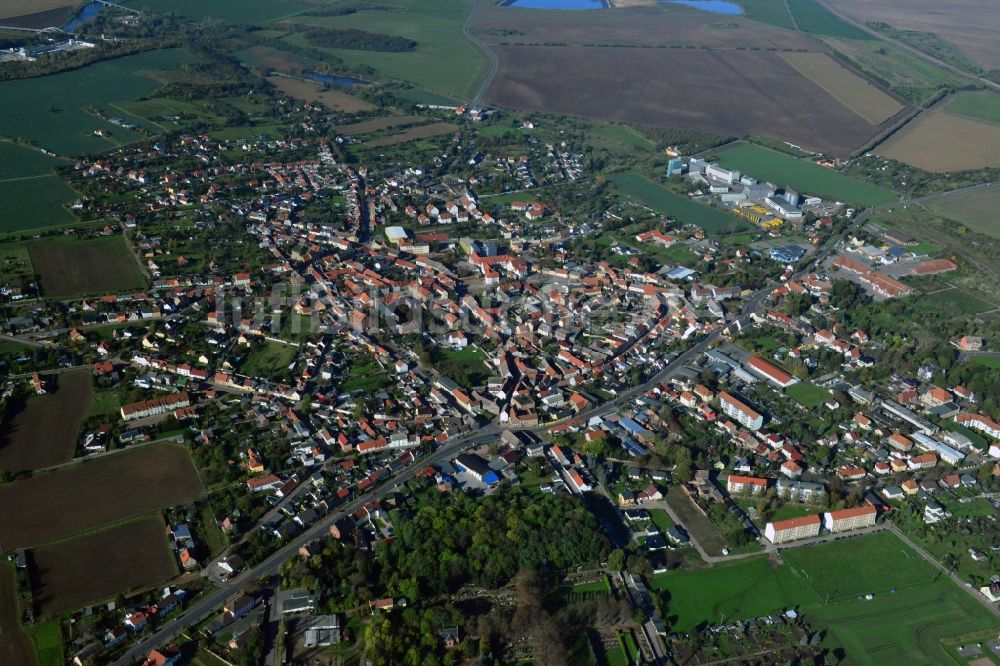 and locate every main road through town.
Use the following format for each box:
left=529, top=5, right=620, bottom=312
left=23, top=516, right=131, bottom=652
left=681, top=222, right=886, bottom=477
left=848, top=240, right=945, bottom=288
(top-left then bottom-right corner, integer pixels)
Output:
left=114, top=204, right=881, bottom=664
